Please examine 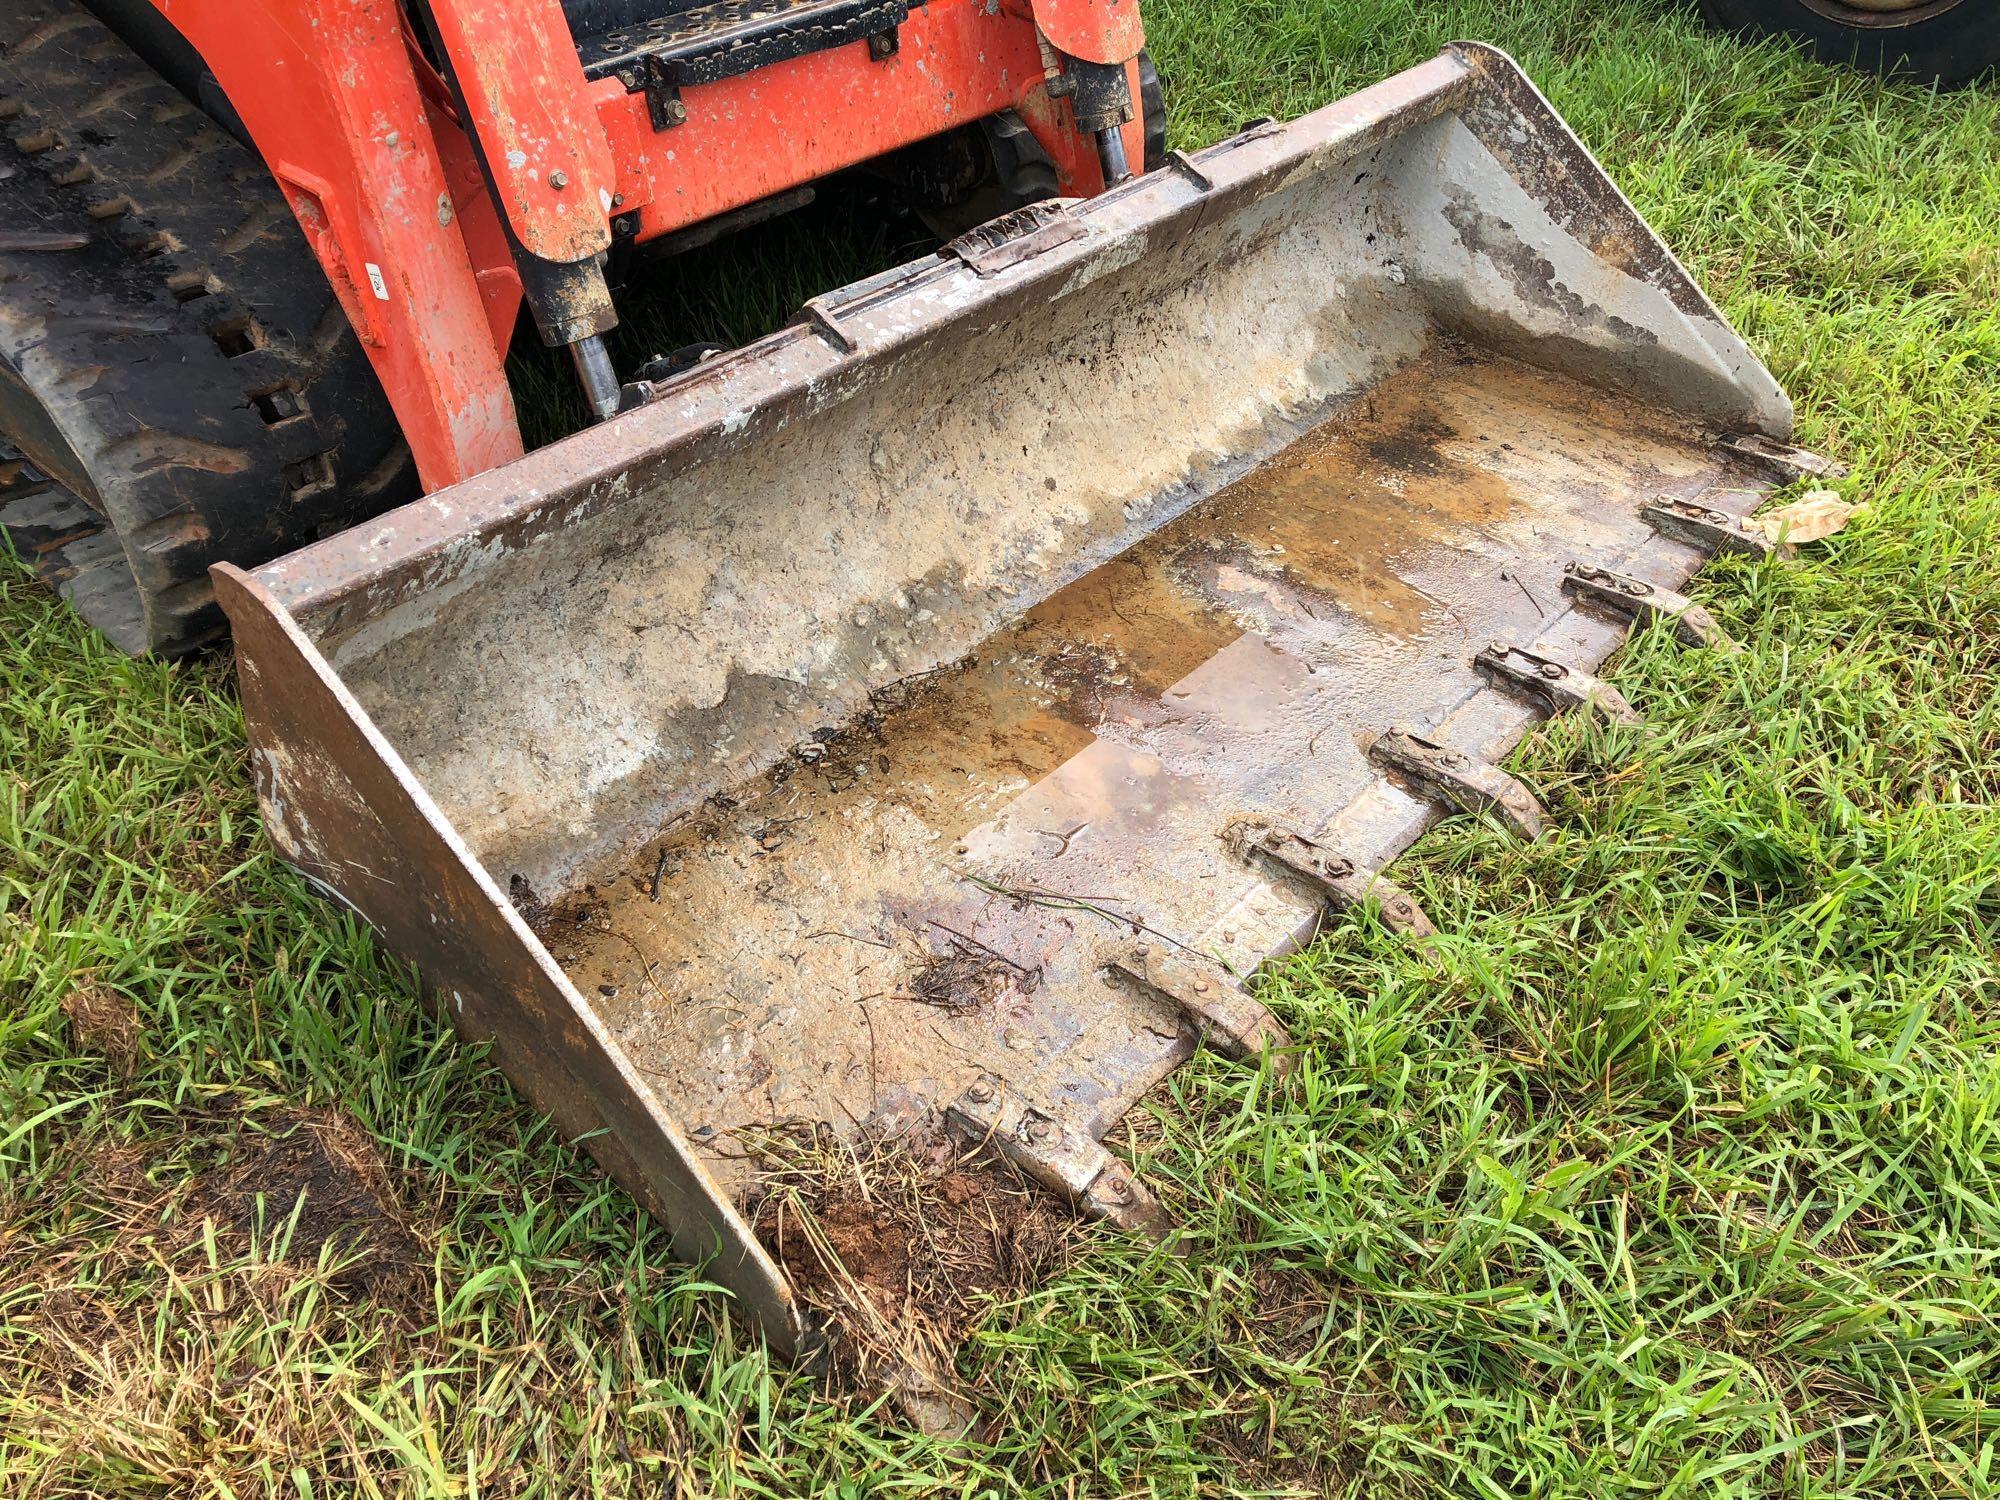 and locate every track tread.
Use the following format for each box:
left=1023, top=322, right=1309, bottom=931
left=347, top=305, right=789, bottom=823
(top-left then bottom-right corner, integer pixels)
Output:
left=0, top=0, right=409, bottom=653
